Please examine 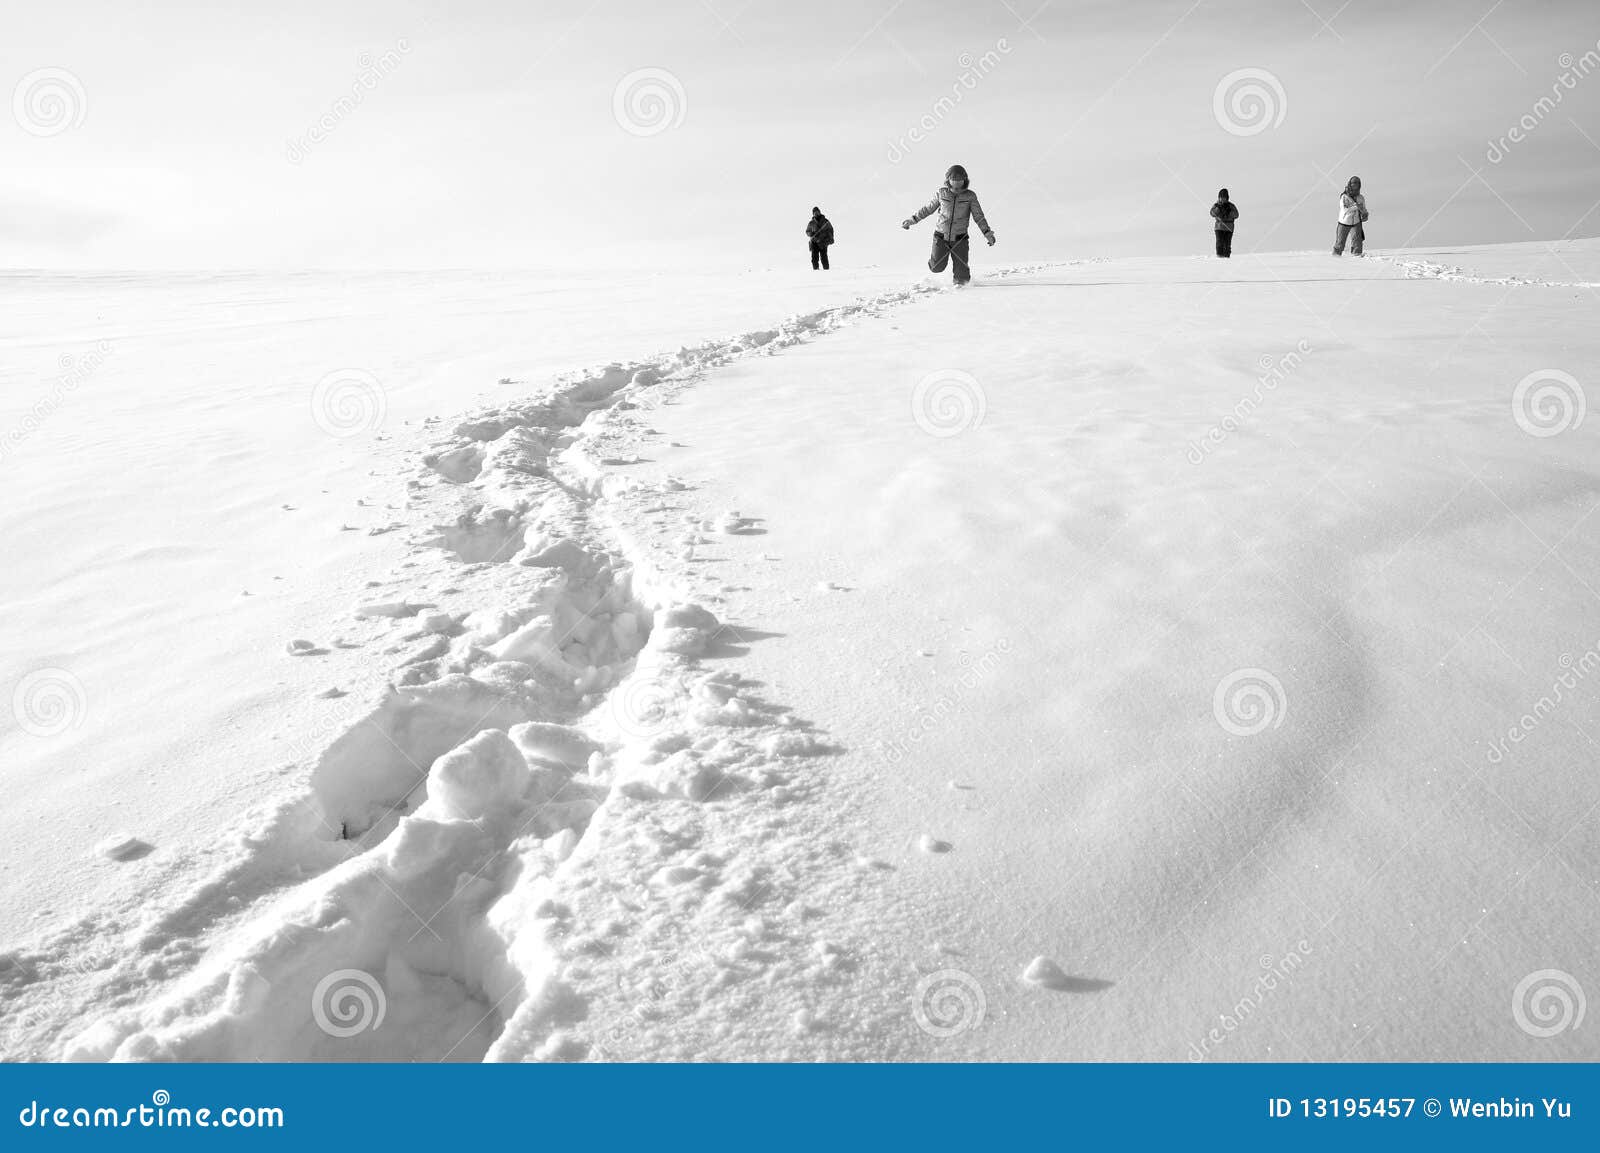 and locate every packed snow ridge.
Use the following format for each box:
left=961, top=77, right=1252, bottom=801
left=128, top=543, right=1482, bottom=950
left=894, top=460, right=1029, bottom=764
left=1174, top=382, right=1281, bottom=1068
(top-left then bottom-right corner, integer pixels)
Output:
left=12, top=278, right=965, bottom=1062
